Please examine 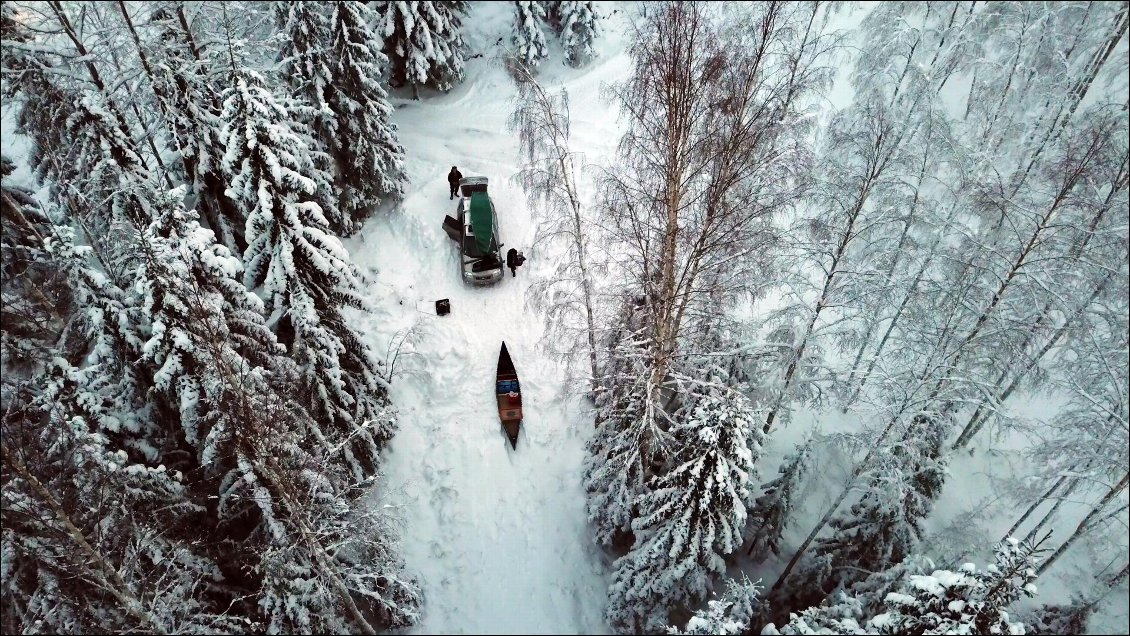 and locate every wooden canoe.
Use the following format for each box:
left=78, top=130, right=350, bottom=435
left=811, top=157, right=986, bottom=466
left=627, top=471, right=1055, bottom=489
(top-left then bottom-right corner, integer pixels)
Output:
left=496, top=342, right=522, bottom=449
